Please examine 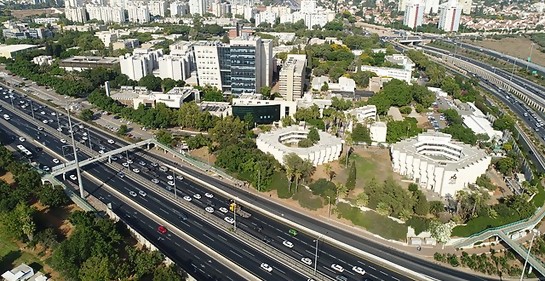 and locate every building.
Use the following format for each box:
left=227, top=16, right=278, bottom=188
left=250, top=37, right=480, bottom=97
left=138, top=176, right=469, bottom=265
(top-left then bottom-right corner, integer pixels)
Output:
left=34, top=17, right=59, bottom=24
left=119, top=49, right=163, bottom=81
left=256, top=123, right=343, bottom=166
left=127, top=4, right=150, bottom=23
left=423, top=0, right=440, bottom=14
left=438, top=0, right=462, bottom=32
left=231, top=94, right=296, bottom=124
left=2, top=22, right=51, bottom=39
left=65, top=7, right=87, bottom=23
left=278, top=54, right=306, bottom=101
left=390, top=131, right=491, bottom=196
left=255, top=9, right=278, bottom=27
left=149, top=0, right=167, bottom=17
left=86, top=5, right=126, bottom=23
left=0, top=44, right=37, bottom=59
left=360, top=65, right=412, bottom=83
left=1, top=263, right=48, bottom=281
left=112, top=39, right=140, bottom=50
left=95, top=30, right=118, bottom=47
left=158, top=55, right=192, bottom=81
left=65, top=0, right=83, bottom=8
left=328, top=77, right=356, bottom=94
left=189, top=0, right=208, bottom=15
left=111, top=86, right=199, bottom=109
left=211, top=1, right=232, bottom=17
left=370, top=122, right=387, bottom=143
left=403, top=0, right=425, bottom=29
left=32, top=55, right=53, bottom=66
left=170, top=1, right=190, bottom=17
left=59, top=56, right=119, bottom=71
left=279, top=0, right=335, bottom=29
left=458, top=0, right=472, bottom=14
left=194, top=41, right=230, bottom=91
left=385, top=54, right=415, bottom=73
